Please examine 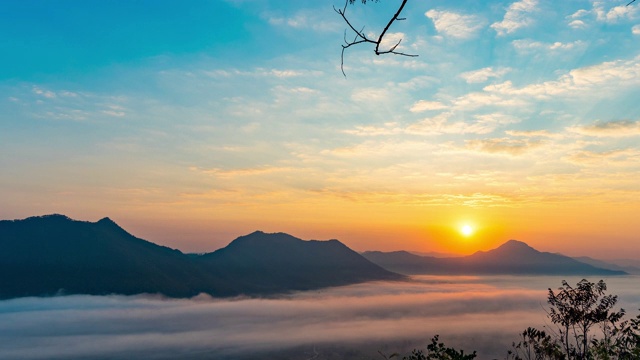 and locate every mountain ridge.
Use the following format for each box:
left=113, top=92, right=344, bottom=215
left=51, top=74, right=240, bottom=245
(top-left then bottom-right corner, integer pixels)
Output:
left=0, top=215, right=402, bottom=300
left=363, top=240, right=627, bottom=276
